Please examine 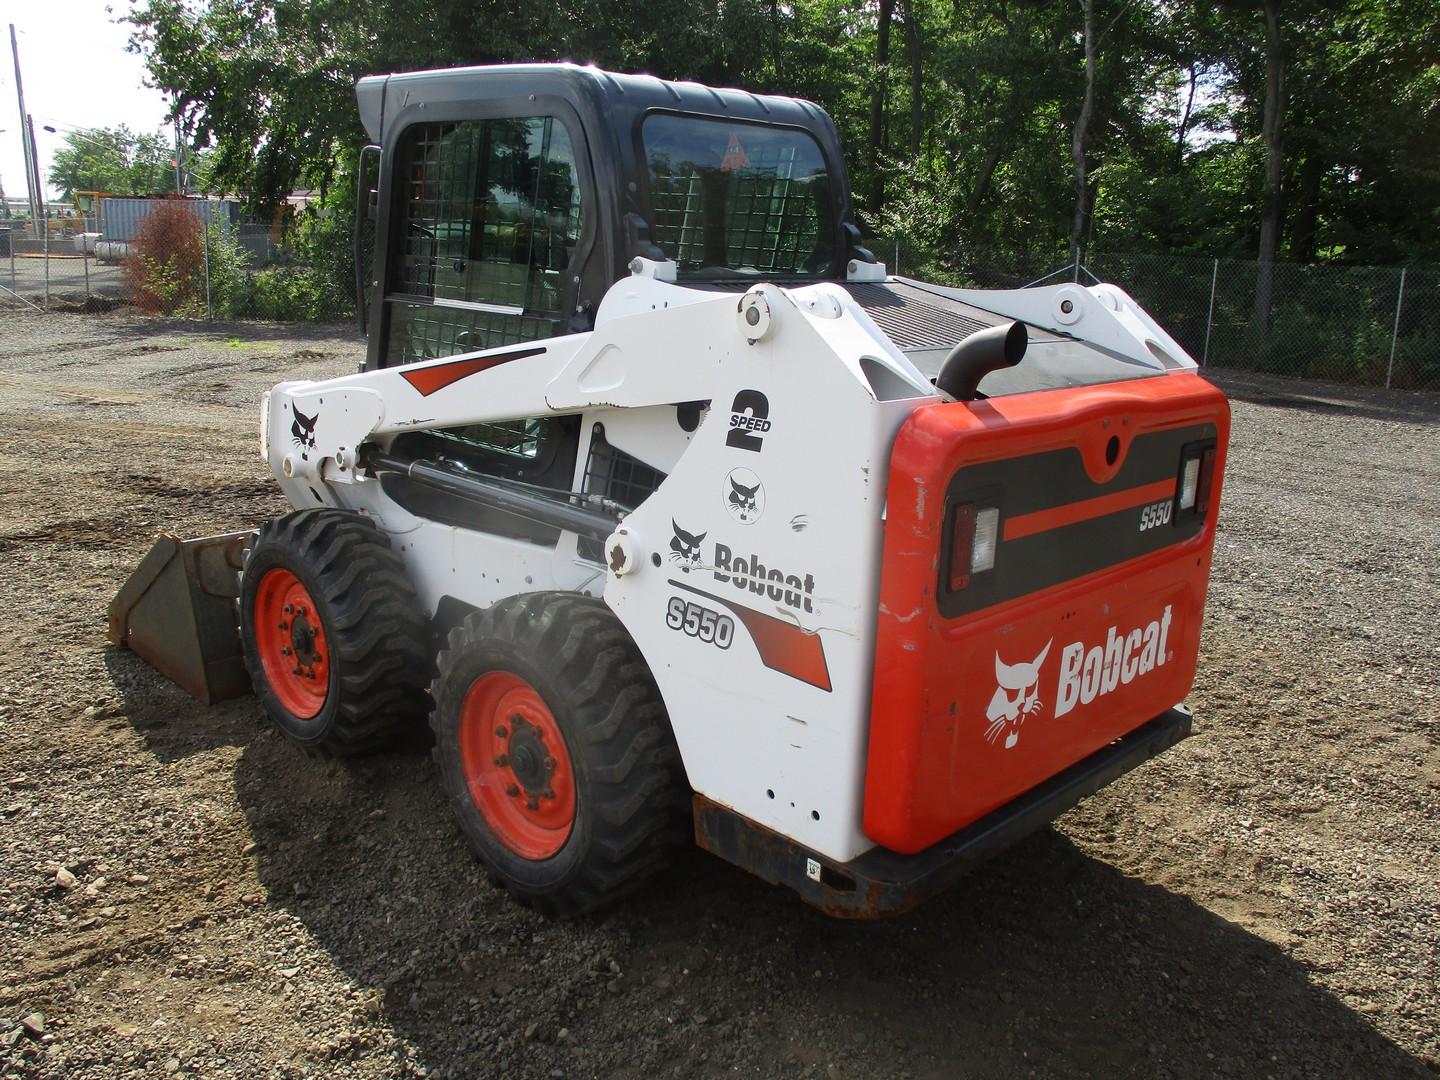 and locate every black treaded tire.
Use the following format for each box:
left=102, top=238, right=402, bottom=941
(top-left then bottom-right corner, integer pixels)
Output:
left=431, top=592, right=690, bottom=916
left=239, top=508, right=431, bottom=755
